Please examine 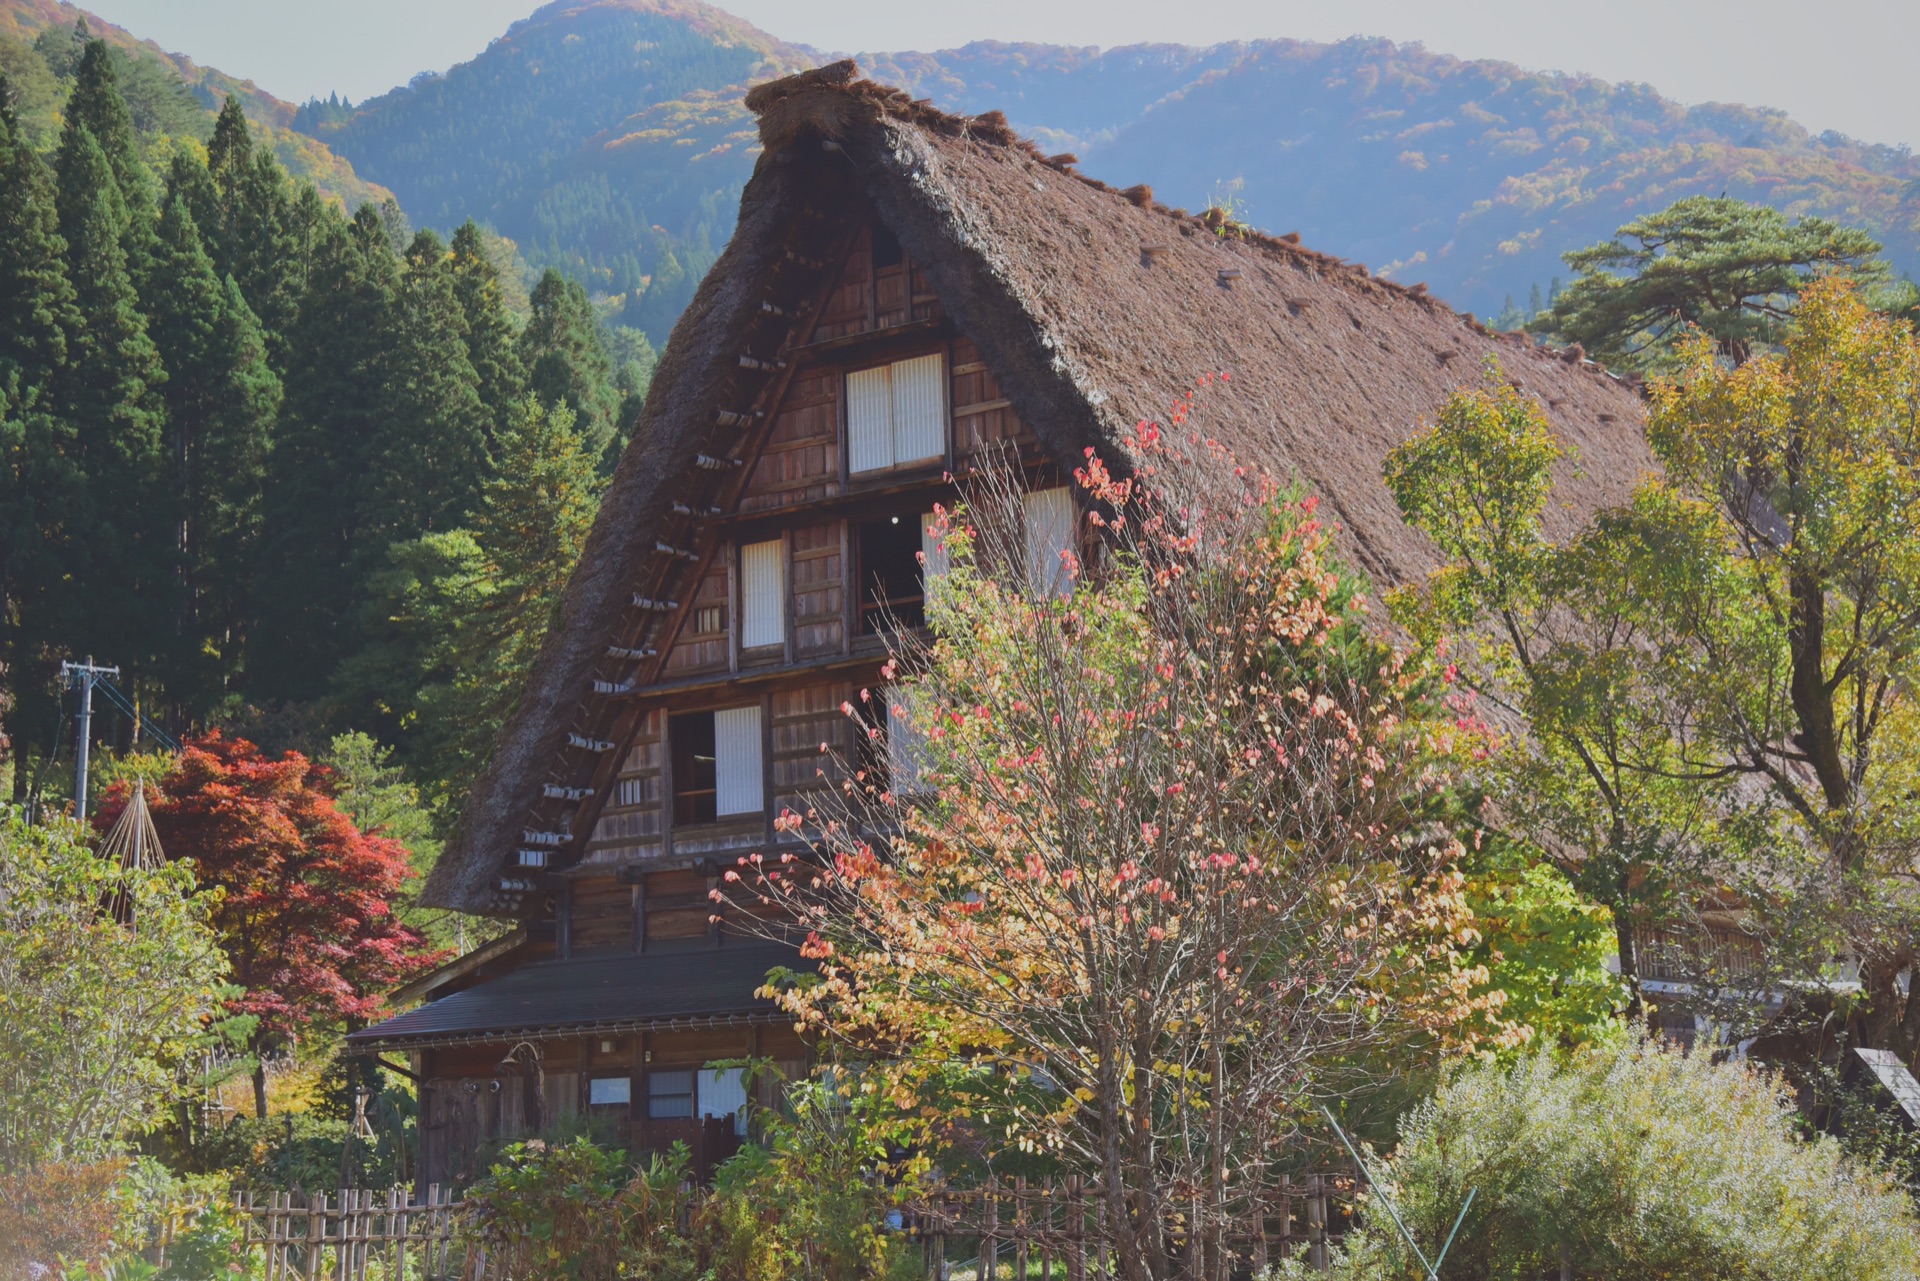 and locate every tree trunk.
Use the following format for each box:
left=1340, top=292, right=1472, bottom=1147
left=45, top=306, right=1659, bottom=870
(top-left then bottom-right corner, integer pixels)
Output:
left=253, top=1060, right=269, bottom=1119
left=1614, top=903, right=1642, bottom=1020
